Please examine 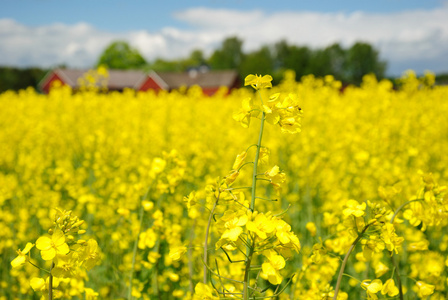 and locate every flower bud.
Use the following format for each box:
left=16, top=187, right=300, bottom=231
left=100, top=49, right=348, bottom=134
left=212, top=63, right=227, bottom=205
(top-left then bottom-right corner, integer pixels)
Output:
left=368, top=219, right=378, bottom=225
left=73, top=220, right=84, bottom=228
